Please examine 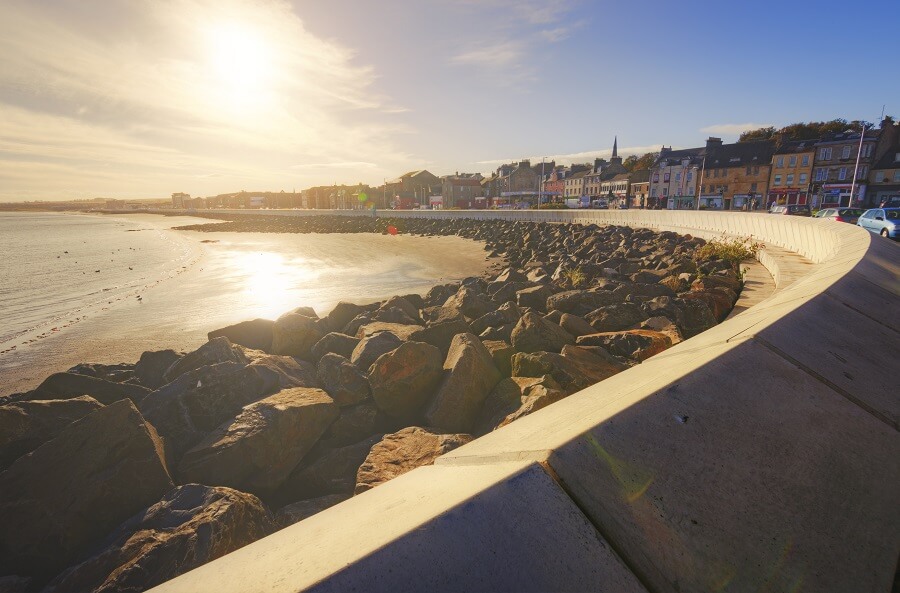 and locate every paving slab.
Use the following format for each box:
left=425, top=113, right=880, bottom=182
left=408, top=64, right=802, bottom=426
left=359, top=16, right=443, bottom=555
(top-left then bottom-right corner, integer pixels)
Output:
left=150, top=461, right=648, bottom=593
